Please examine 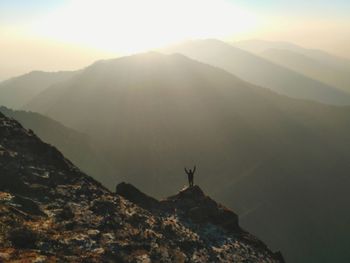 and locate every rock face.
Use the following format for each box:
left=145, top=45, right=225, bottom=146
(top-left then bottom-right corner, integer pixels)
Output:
left=0, top=112, right=284, bottom=262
